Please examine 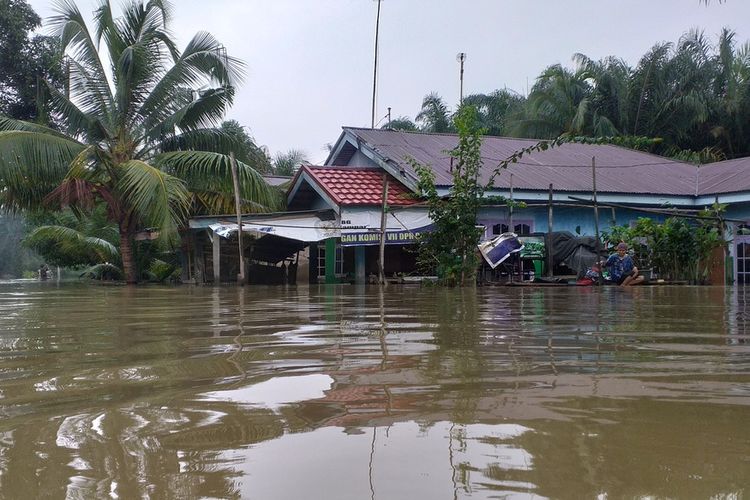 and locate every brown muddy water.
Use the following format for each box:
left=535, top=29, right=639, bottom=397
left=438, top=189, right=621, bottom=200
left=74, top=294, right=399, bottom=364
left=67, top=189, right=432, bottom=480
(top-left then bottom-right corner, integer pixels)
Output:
left=0, top=282, right=748, bottom=499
